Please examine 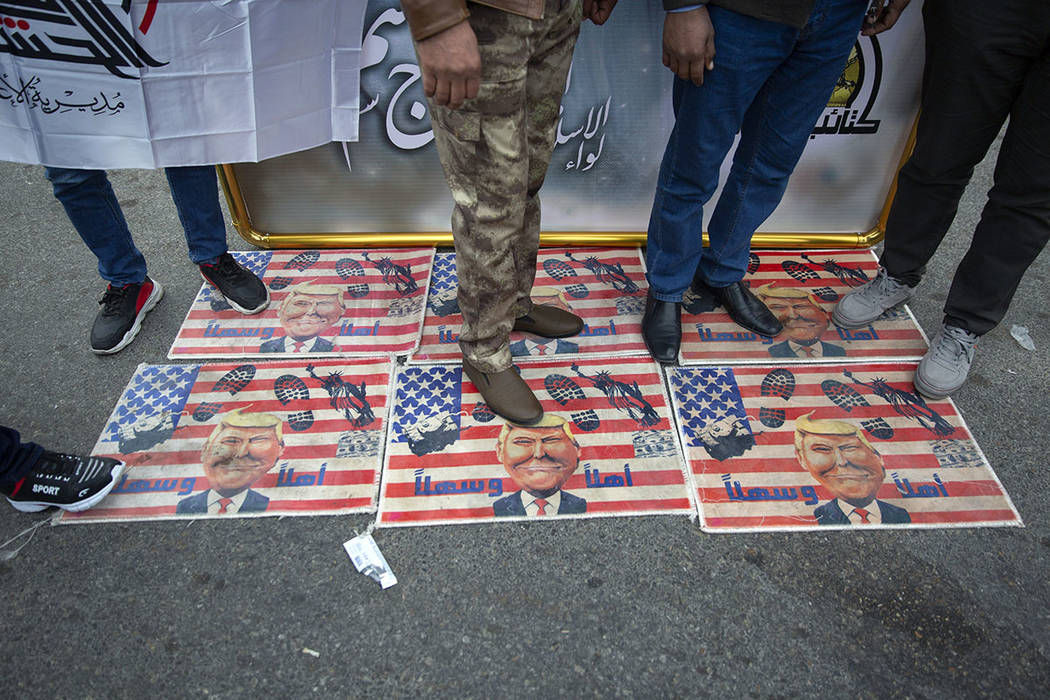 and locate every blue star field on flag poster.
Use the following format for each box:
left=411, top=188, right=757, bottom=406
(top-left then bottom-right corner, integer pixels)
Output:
left=426, top=252, right=459, bottom=317
left=669, top=367, right=755, bottom=462
left=102, top=364, right=200, bottom=449
left=231, top=250, right=273, bottom=278
left=391, top=366, right=462, bottom=455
